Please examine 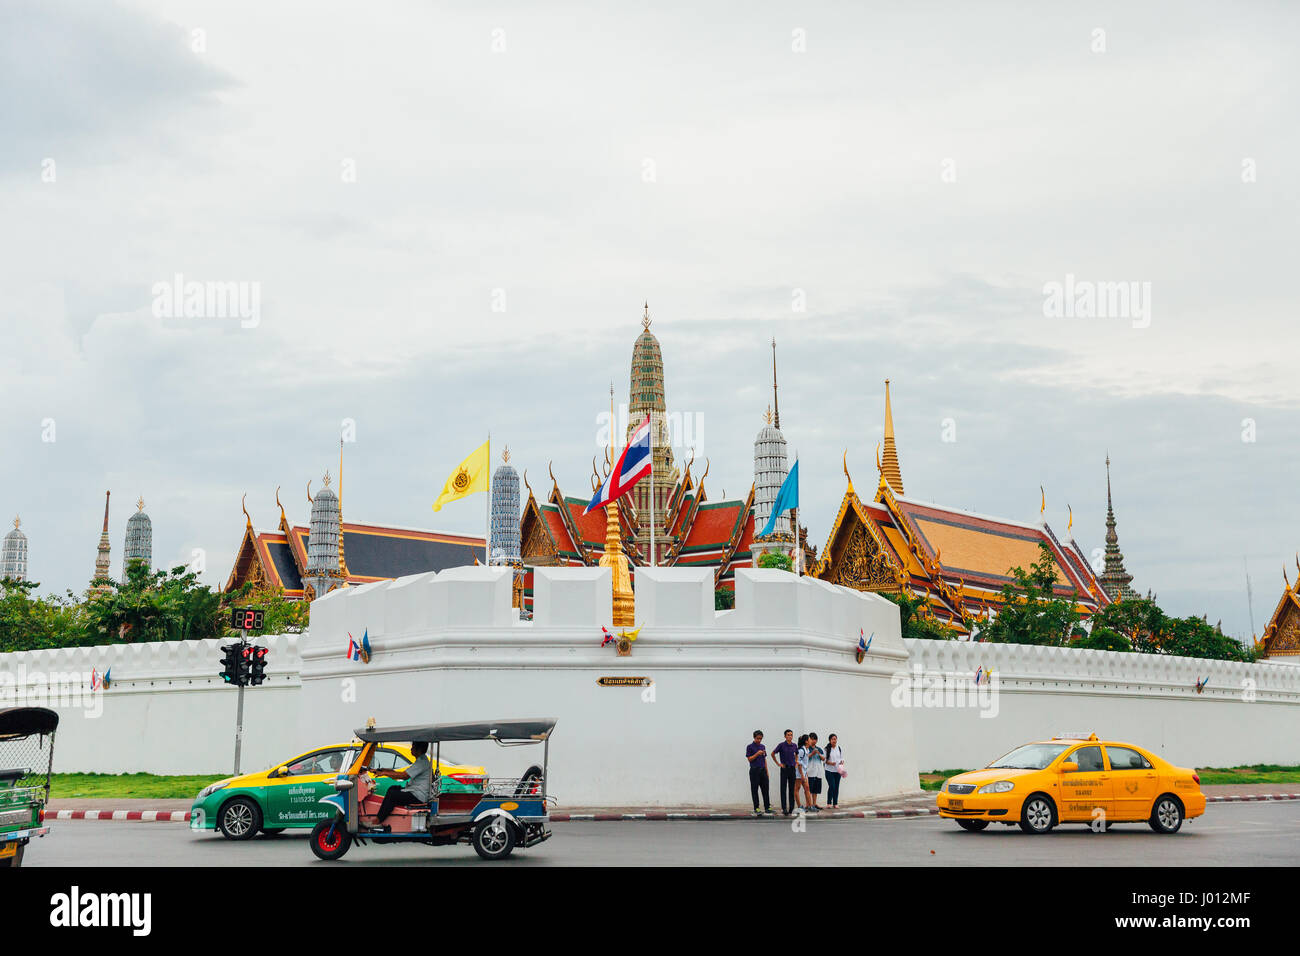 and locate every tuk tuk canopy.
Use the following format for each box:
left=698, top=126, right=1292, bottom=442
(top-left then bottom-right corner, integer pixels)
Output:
left=353, top=719, right=556, bottom=744
left=0, top=707, right=59, bottom=741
